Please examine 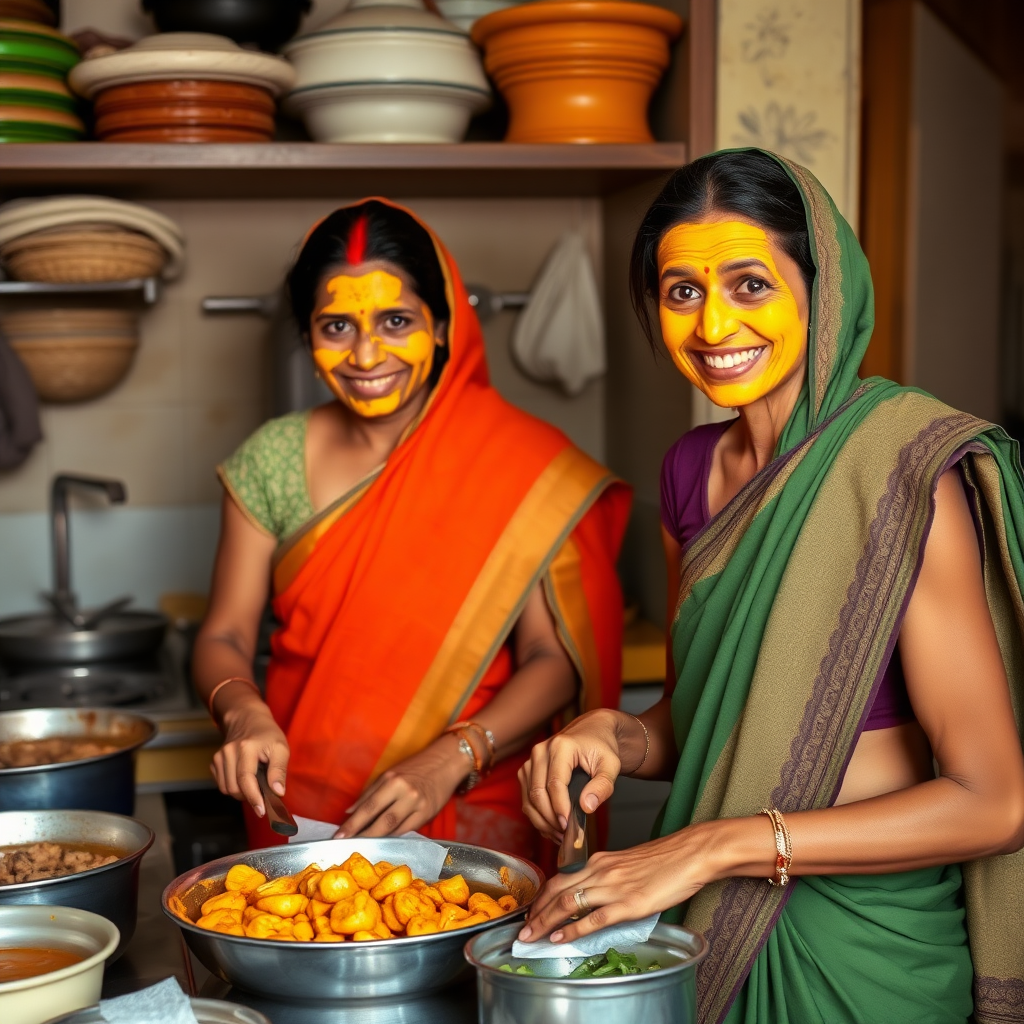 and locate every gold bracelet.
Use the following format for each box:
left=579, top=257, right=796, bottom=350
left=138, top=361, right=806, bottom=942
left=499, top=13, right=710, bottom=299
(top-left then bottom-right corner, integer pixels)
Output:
left=759, top=807, right=793, bottom=886
left=625, top=713, right=650, bottom=775
left=207, top=676, right=260, bottom=719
